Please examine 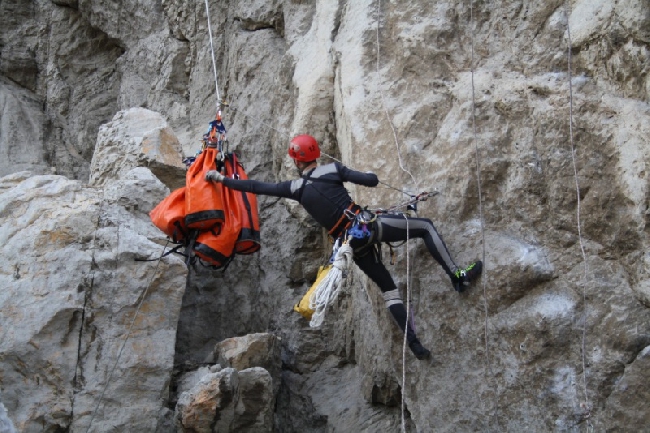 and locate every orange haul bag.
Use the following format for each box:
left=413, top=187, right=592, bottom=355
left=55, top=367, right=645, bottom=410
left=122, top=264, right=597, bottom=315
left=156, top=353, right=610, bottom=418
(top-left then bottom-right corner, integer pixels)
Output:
left=185, top=146, right=225, bottom=230
left=225, top=153, right=261, bottom=254
left=192, top=182, right=240, bottom=268
left=149, top=187, right=187, bottom=243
